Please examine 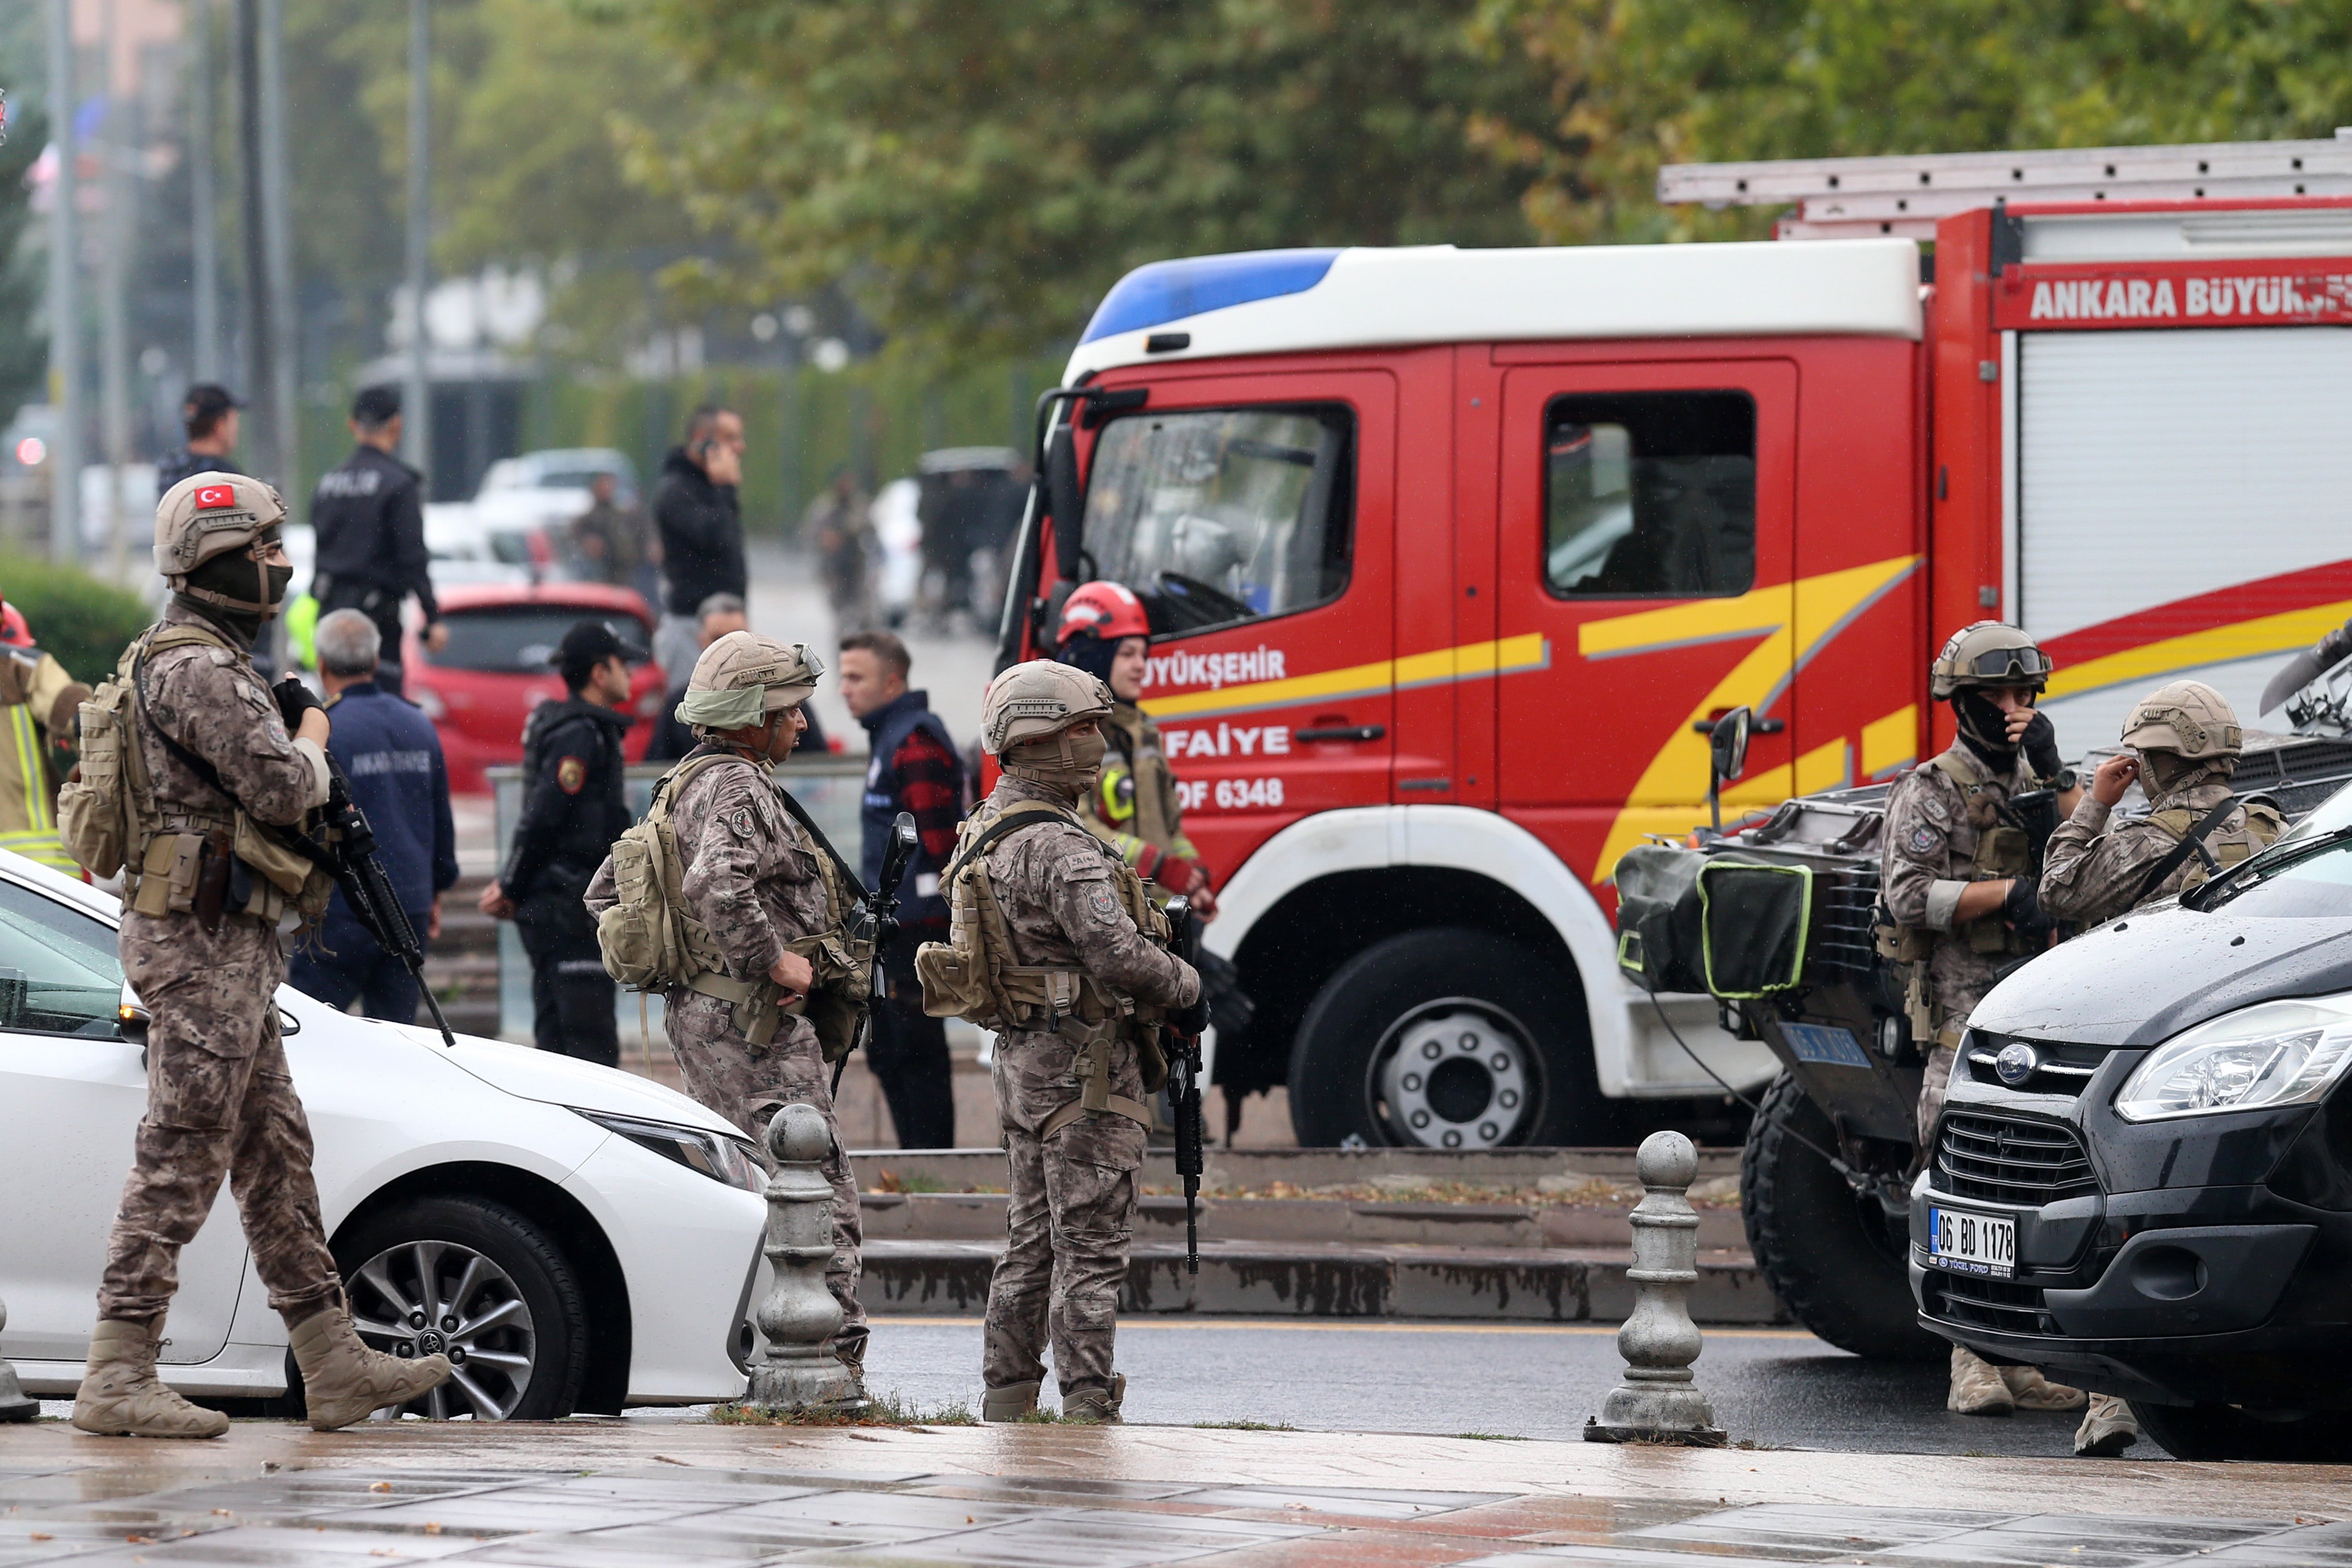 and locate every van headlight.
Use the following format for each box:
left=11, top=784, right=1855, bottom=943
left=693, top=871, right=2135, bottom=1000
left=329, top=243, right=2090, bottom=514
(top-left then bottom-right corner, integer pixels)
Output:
left=2115, top=996, right=2352, bottom=1122
left=571, top=1108, right=764, bottom=1191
